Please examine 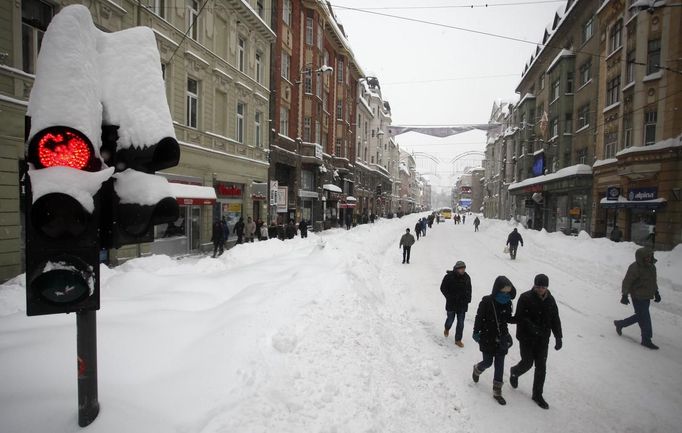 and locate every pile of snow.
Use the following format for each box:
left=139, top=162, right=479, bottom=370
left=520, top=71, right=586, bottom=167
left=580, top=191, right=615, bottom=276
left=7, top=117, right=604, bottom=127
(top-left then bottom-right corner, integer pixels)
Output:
left=1, top=216, right=681, bottom=432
